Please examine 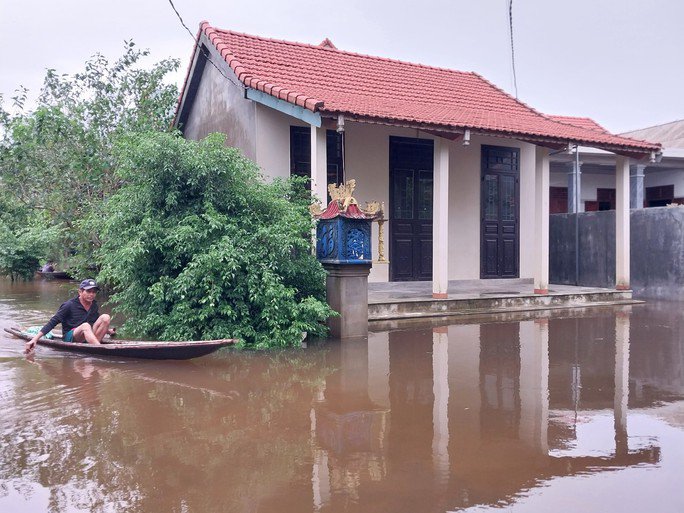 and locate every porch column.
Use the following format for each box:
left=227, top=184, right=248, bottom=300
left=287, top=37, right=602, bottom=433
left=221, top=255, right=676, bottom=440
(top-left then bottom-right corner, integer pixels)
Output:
left=614, top=311, right=631, bottom=456
left=534, top=146, right=550, bottom=294
left=566, top=160, right=582, bottom=213
left=310, top=385, right=330, bottom=510
left=615, top=156, right=630, bottom=289
left=310, top=125, right=328, bottom=205
left=519, top=319, right=549, bottom=454
left=630, top=164, right=646, bottom=210
left=367, top=332, right=390, bottom=409
left=432, top=138, right=450, bottom=299
left=432, top=327, right=450, bottom=486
